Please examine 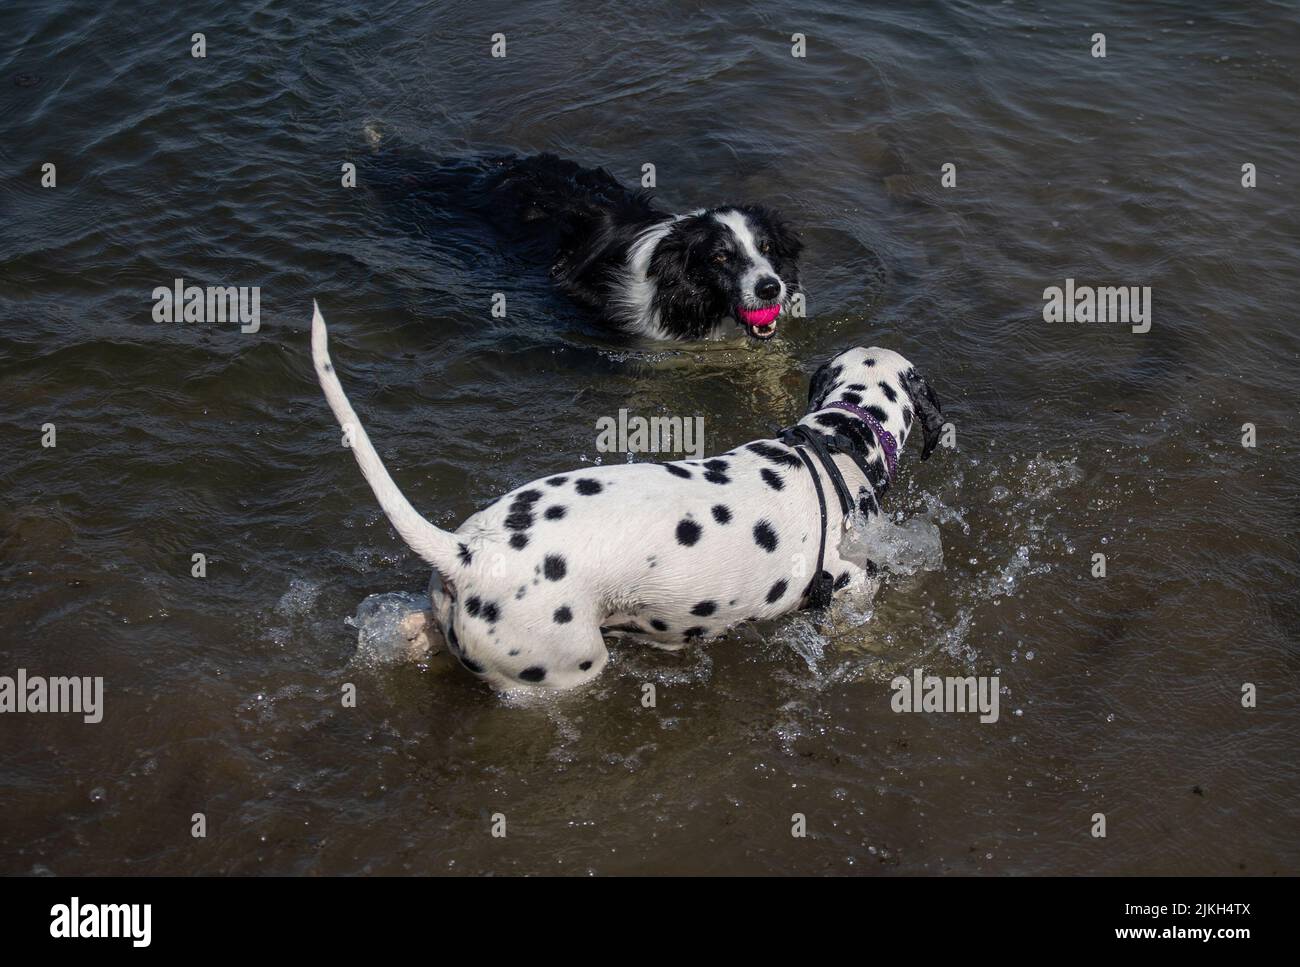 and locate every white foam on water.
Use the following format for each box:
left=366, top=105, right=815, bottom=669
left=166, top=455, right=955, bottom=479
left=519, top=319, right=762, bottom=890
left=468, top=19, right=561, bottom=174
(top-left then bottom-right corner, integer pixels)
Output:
left=345, top=591, right=436, bottom=666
